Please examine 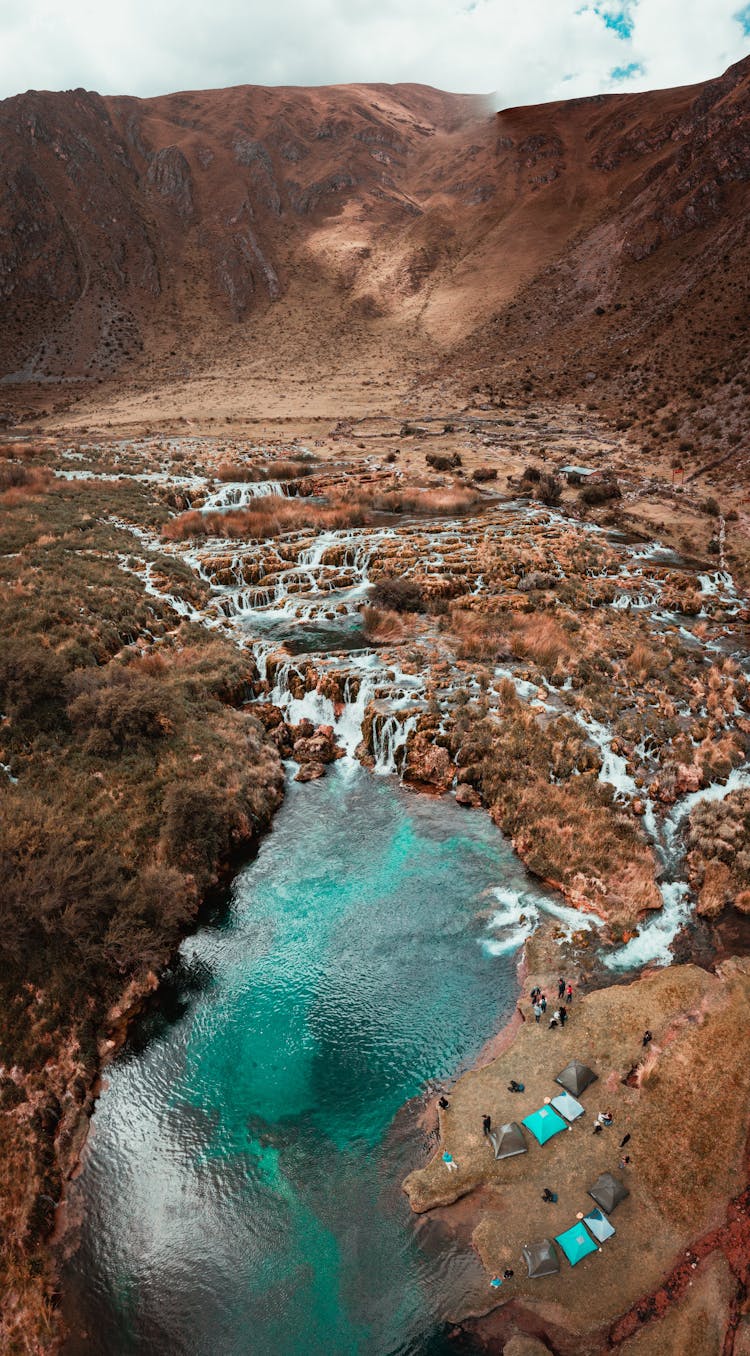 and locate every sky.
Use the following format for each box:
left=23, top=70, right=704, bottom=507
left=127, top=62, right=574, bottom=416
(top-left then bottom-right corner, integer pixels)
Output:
left=1, top=0, right=749, bottom=105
